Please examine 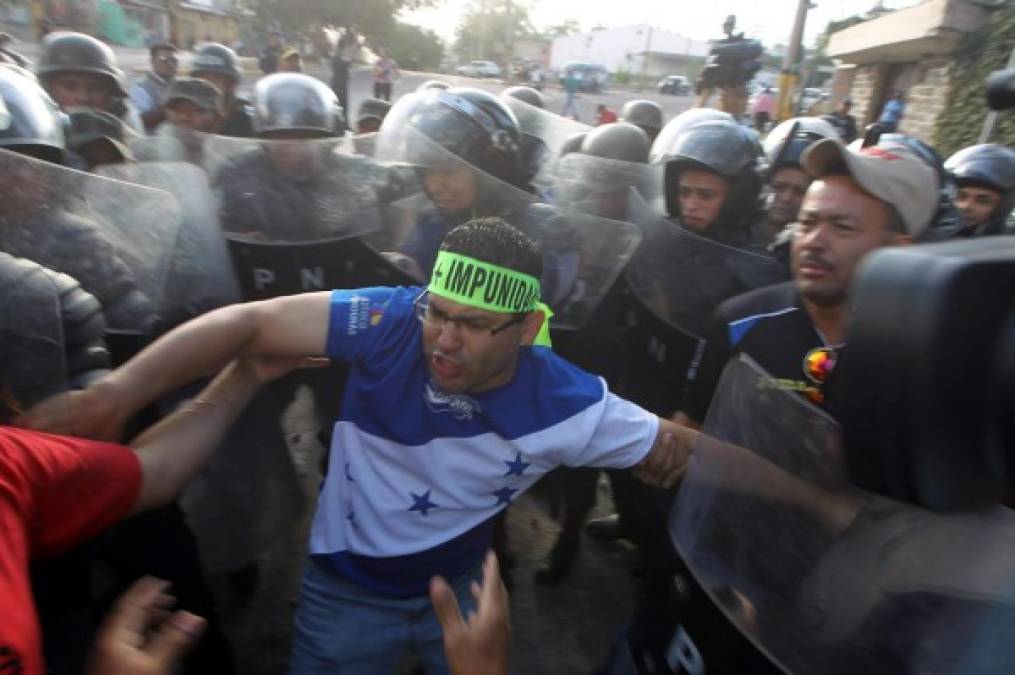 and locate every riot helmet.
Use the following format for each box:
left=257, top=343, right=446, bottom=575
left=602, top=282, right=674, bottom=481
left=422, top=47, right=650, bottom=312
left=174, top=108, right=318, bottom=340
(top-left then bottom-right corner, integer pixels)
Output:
left=763, top=116, right=839, bottom=172
left=416, top=79, right=450, bottom=92
left=945, top=143, right=1015, bottom=233
left=36, top=31, right=126, bottom=98
left=559, top=131, right=587, bottom=157
left=191, top=43, right=243, bottom=84
left=619, top=99, right=664, bottom=140
left=0, top=65, right=66, bottom=164
left=252, top=72, right=345, bottom=137
left=377, top=87, right=526, bottom=189
left=580, top=121, right=650, bottom=163
left=649, top=107, right=733, bottom=165
left=654, top=118, right=763, bottom=233
left=502, top=85, right=545, bottom=109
